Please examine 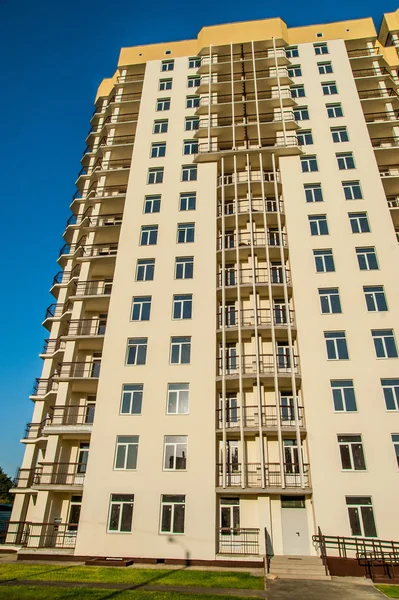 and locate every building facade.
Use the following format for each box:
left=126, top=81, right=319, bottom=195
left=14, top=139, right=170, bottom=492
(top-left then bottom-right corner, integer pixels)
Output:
left=6, top=9, right=399, bottom=562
